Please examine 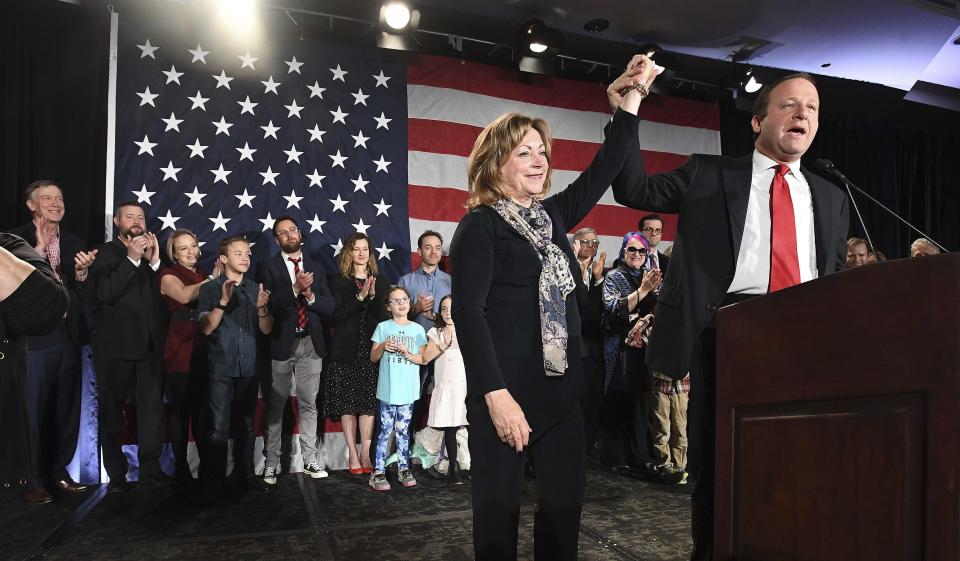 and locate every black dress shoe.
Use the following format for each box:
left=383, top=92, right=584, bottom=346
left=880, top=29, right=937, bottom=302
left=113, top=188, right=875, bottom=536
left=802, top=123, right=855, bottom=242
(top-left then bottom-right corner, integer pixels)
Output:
left=25, top=487, right=54, bottom=504
left=54, top=478, right=92, bottom=493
